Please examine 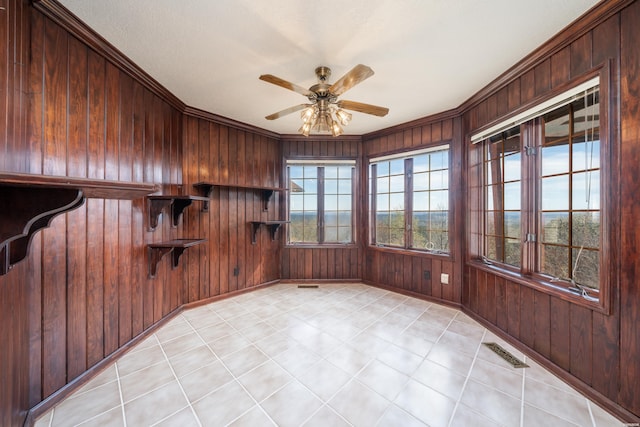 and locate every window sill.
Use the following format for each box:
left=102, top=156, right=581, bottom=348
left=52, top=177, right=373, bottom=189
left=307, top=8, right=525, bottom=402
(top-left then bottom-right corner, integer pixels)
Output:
left=467, top=260, right=609, bottom=315
left=368, top=244, right=453, bottom=260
